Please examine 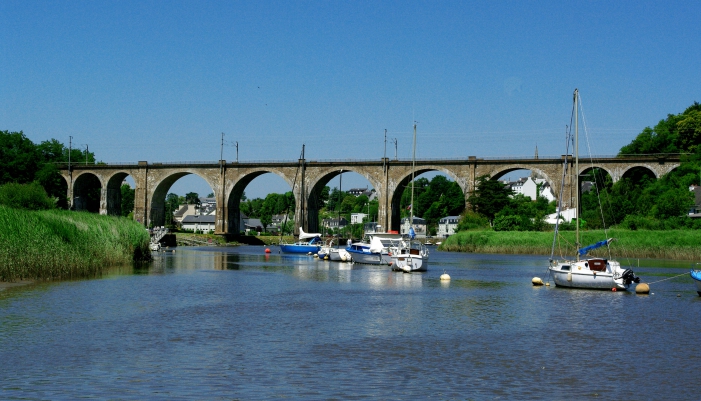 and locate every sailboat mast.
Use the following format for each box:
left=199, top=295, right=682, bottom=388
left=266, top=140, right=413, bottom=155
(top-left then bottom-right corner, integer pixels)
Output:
left=574, top=89, right=580, bottom=261
left=410, top=122, right=417, bottom=227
